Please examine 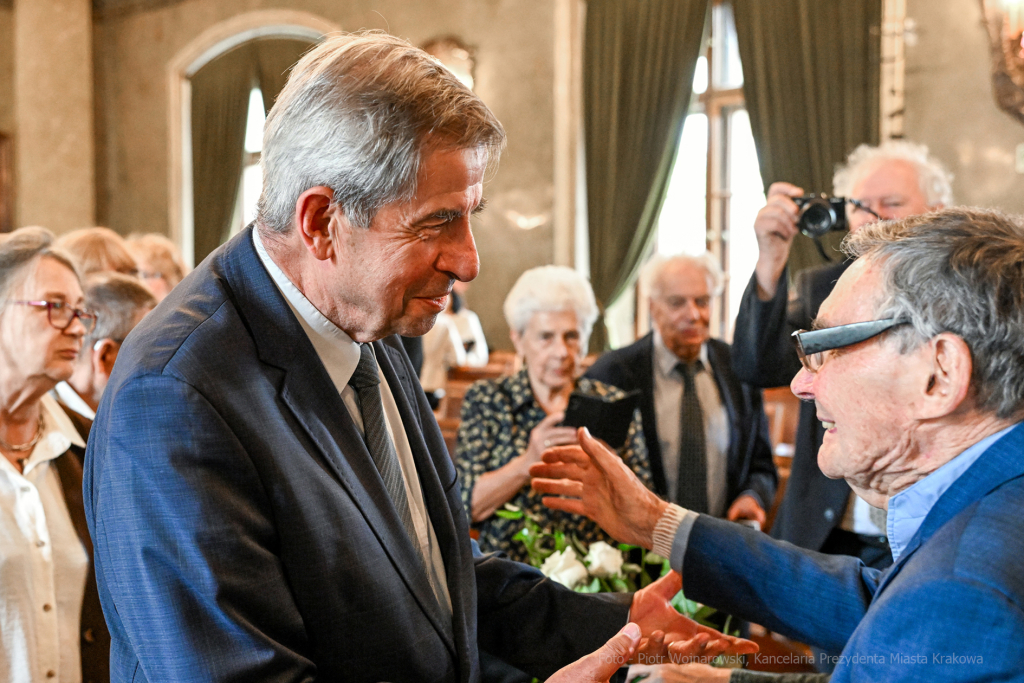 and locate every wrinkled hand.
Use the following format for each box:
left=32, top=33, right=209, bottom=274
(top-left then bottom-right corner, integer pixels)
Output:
left=753, top=181, right=803, bottom=299
left=546, top=622, right=642, bottom=683
left=630, top=572, right=758, bottom=664
left=625, top=663, right=731, bottom=682
left=526, top=412, right=579, bottom=465
left=725, top=495, right=766, bottom=528
left=530, top=427, right=667, bottom=549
